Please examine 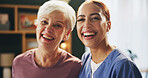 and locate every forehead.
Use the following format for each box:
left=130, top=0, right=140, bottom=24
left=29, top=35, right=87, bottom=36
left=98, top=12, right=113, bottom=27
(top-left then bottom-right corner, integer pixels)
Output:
left=77, top=3, right=102, bottom=16
left=49, top=10, right=64, bottom=15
